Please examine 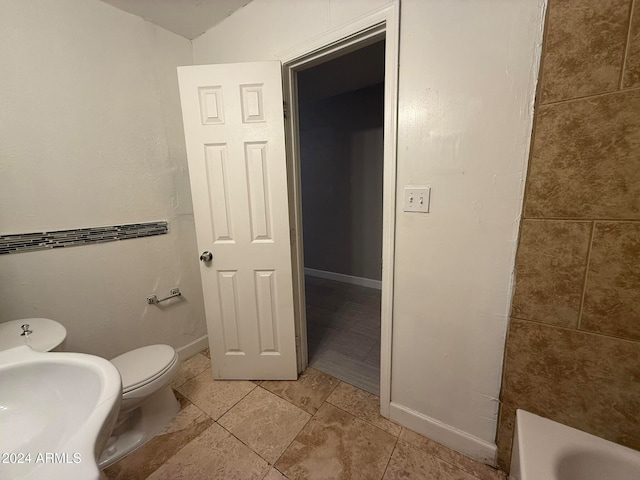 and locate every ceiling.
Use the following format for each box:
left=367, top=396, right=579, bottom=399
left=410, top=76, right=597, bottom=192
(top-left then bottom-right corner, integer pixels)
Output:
left=297, top=40, right=386, bottom=104
left=99, top=0, right=253, bottom=40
